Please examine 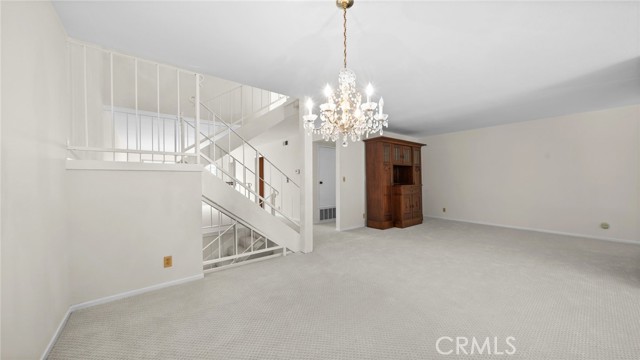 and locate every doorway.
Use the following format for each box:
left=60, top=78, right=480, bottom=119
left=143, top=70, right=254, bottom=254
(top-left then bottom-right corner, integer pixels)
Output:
left=316, top=144, right=336, bottom=223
